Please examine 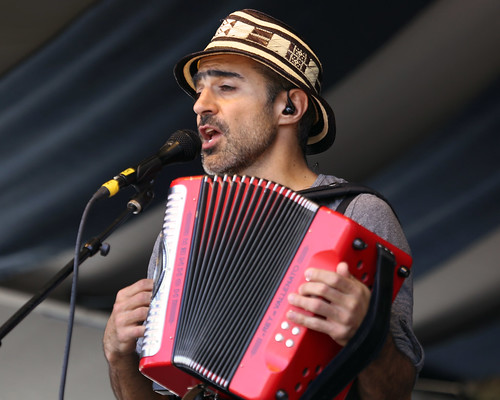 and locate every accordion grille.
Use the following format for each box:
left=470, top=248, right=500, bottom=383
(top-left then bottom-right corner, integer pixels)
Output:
left=172, top=175, right=318, bottom=389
